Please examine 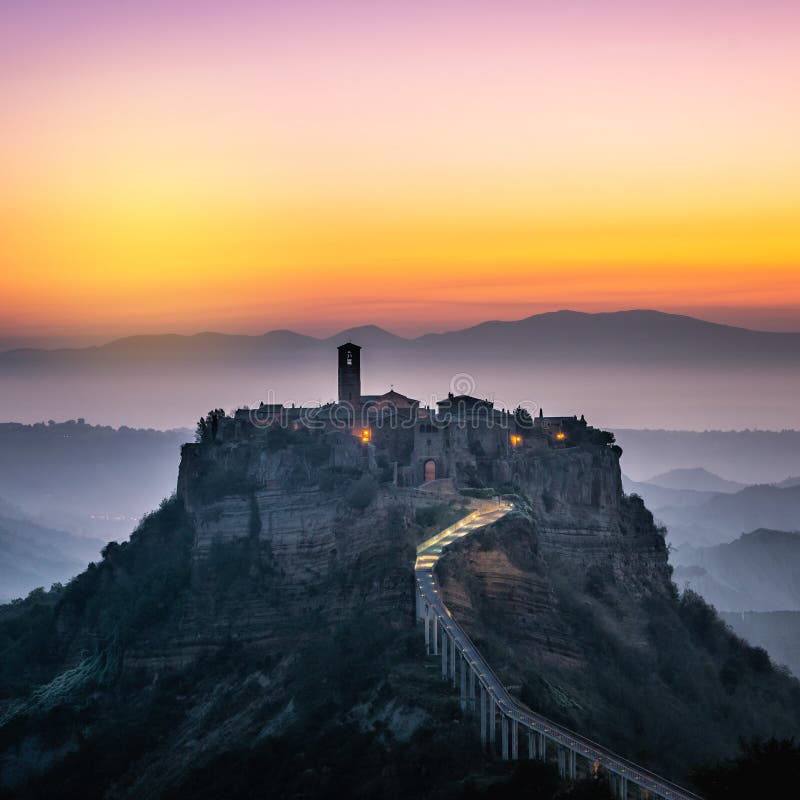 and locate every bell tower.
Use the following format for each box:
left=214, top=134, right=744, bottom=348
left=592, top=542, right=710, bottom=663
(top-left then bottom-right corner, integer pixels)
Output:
left=337, top=342, right=362, bottom=405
